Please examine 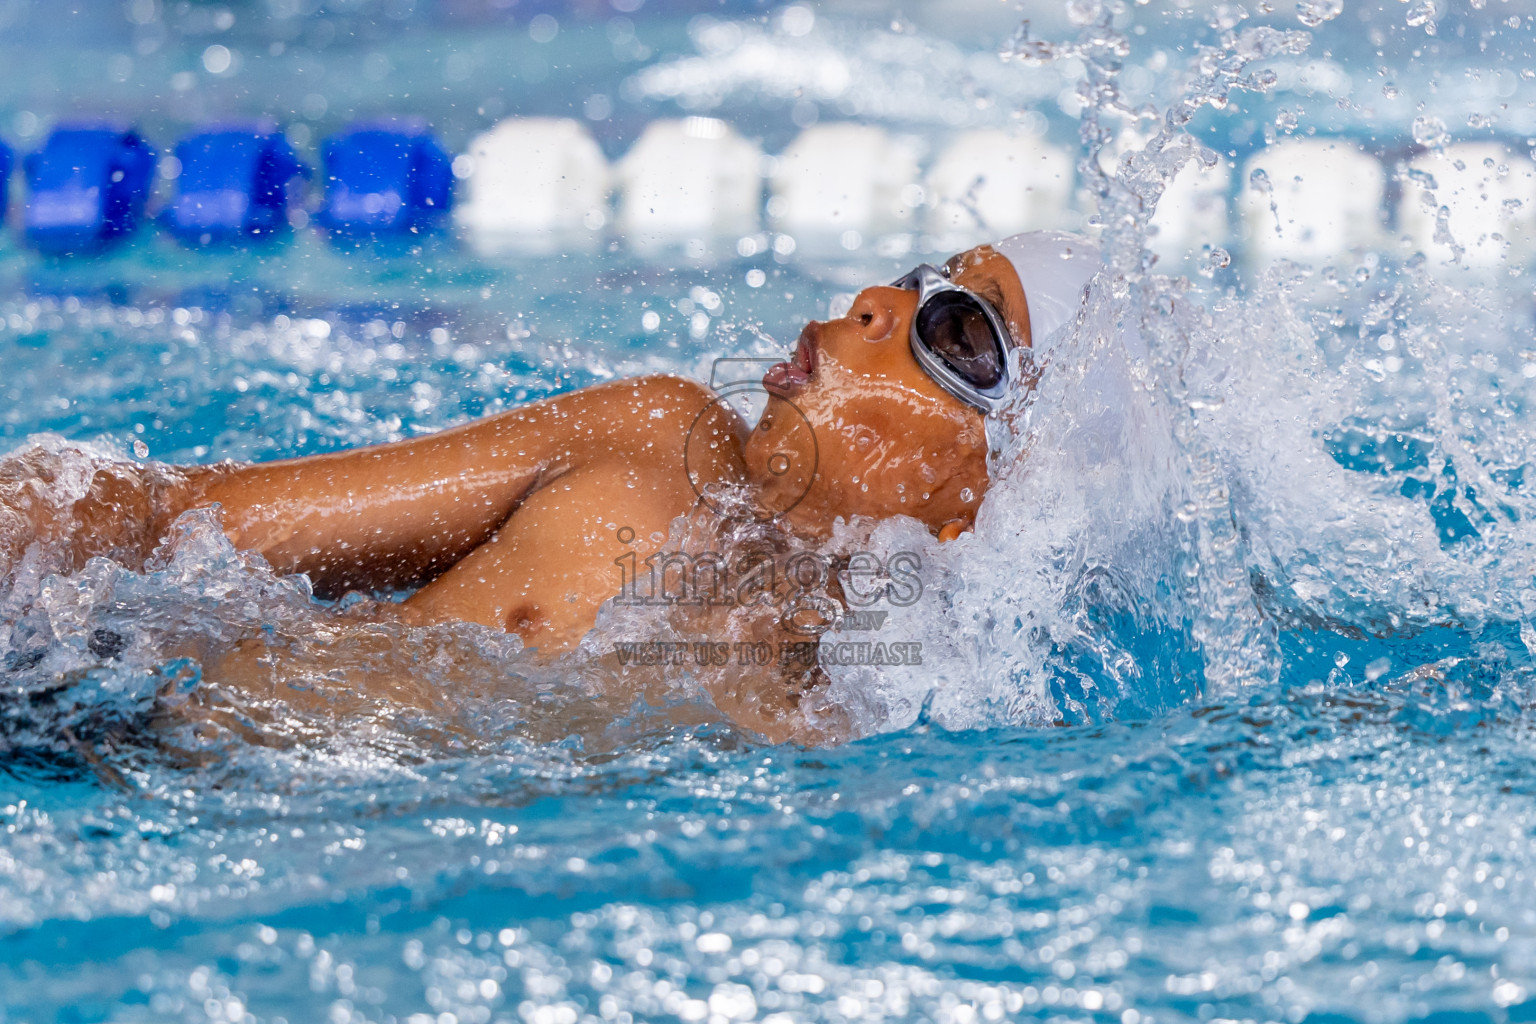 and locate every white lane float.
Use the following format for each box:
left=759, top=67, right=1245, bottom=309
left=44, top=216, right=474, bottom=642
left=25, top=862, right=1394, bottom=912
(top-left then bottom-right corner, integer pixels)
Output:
left=923, top=129, right=1075, bottom=241
left=1239, top=138, right=1387, bottom=266
left=615, top=117, right=764, bottom=253
left=1149, top=154, right=1231, bottom=264
left=769, top=123, right=922, bottom=247
left=1396, top=141, right=1536, bottom=269
left=453, top=117, right=610, bottom=253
